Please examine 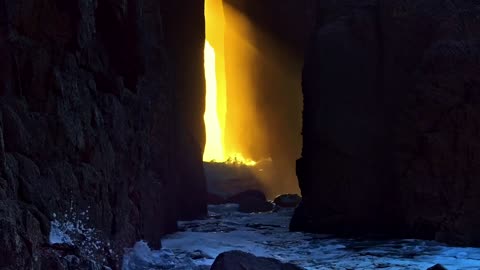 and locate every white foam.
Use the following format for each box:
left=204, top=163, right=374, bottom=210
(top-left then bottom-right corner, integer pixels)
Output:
left=126, top=205, right=480, bottom=269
